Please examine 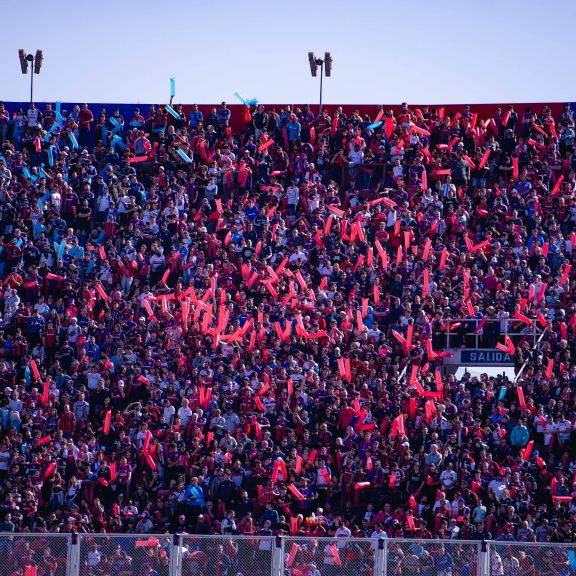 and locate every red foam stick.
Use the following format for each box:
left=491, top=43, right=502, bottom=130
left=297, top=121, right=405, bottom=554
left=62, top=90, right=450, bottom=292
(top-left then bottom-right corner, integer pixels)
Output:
left=537, top=282, right=547, bottom=303
left=513, top=311, right=533, bottom=325
left=145, top=452, right=157, bottom=470
left=512, top=157, right=519, bottom=179
left=287, top=543, right=300, bottom=565
left=422, top=269, right=430, bottom=297
left=373, top=284, right=380, bottom=305
left=542, top=242, right=549, bottom=257
left=361, top=298, right=369, bottom=318
left=258, top=139, right=275, bottom=153
left=295, top=455, right=302, bottom=475
left=466, top=299, right=475, bottom=317
left=422, top=239, right=432, bottom=262
left=385, top=117, right=395, bottom=138
left=99, top=246, right=106, bottom=261
left=331, top=117, right=338, bottom=137
left=137, top=375, right=150, bottom=385
left=421, top=167, right=427, bottom=190
left=396, top=245, right=403, bottom=265
left=327, top=205, right=345, bottom=217
left=505, top=336, right=516, bottom=355
left=37, top=435, right=52, bottom=446
left=109, top=462, right=117, bottom=481
left=295, top=271, right=307, bottom=292
left=462, top=155, right=475, bottom=169
left=411, top=125, right=431, bottom=137
left=103, top=410, right=112, bottom=434
left=439, top=247, right=447, bottom=270
left=395, top=414, right=405, bottom=437
left=287, top=483, right=305, bottom=502
left=254, top=396, right=264, bottom=412
left=25, top=567, right=37, bottom=576
left=42, top=462, right=56, bottom=480
left=551, top=175, right=565, bottom=196
left=330, top=544, right=342, bottom=566
left=409, top=365, right=419, bottom=388
left=409, top=495, right=418, bottom=514
left=367, top=247, right=374, bottom=267
left=95, top=282, right=109, bottom=302
left=560, top=264, right=571, bottom=286
left=257, top=384, right=270, bottom=397
left=308, top=449, right=318, bottom=465
left=142, top=430, right=152, bottom=453
left=496, top=342, right=511, bottom=354
left=29, top=359, right=41, bottom=381
left=522, top=440, right=533, bottom=460
left=425, top=339, right=436, bottom=360
left=42, top=381, right=49, bottom=404
left=356, top=310, right=364, bottom=332
left=324, top=215, right=333, bottom=235
left=517, top=386, right=526, bottom=409
left=478, top=149, right=491, bottom=169
left=337, top=357, right=346, bottom=379
left=271, top=460, right=280, bottom=483
left=422, top=146, right=433, bottom=163
left=546, top=359, right=554, bottom=380
left=407, top=515, right=416, bottom=531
